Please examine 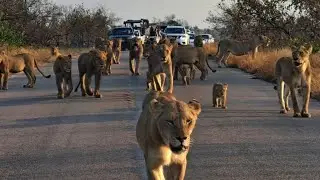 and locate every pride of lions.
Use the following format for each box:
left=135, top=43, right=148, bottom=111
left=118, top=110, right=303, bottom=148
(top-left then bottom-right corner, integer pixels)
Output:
left=0, top=35, right=315, bottom=179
